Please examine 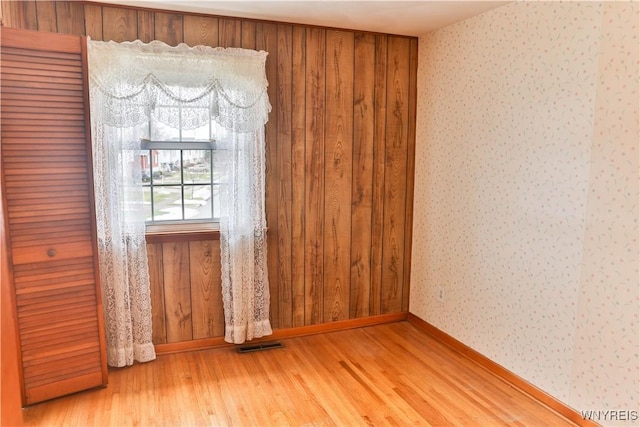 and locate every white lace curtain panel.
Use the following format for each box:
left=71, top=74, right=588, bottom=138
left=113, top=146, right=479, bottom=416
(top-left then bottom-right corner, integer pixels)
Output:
left=88, top=39, right=273, bottom=366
